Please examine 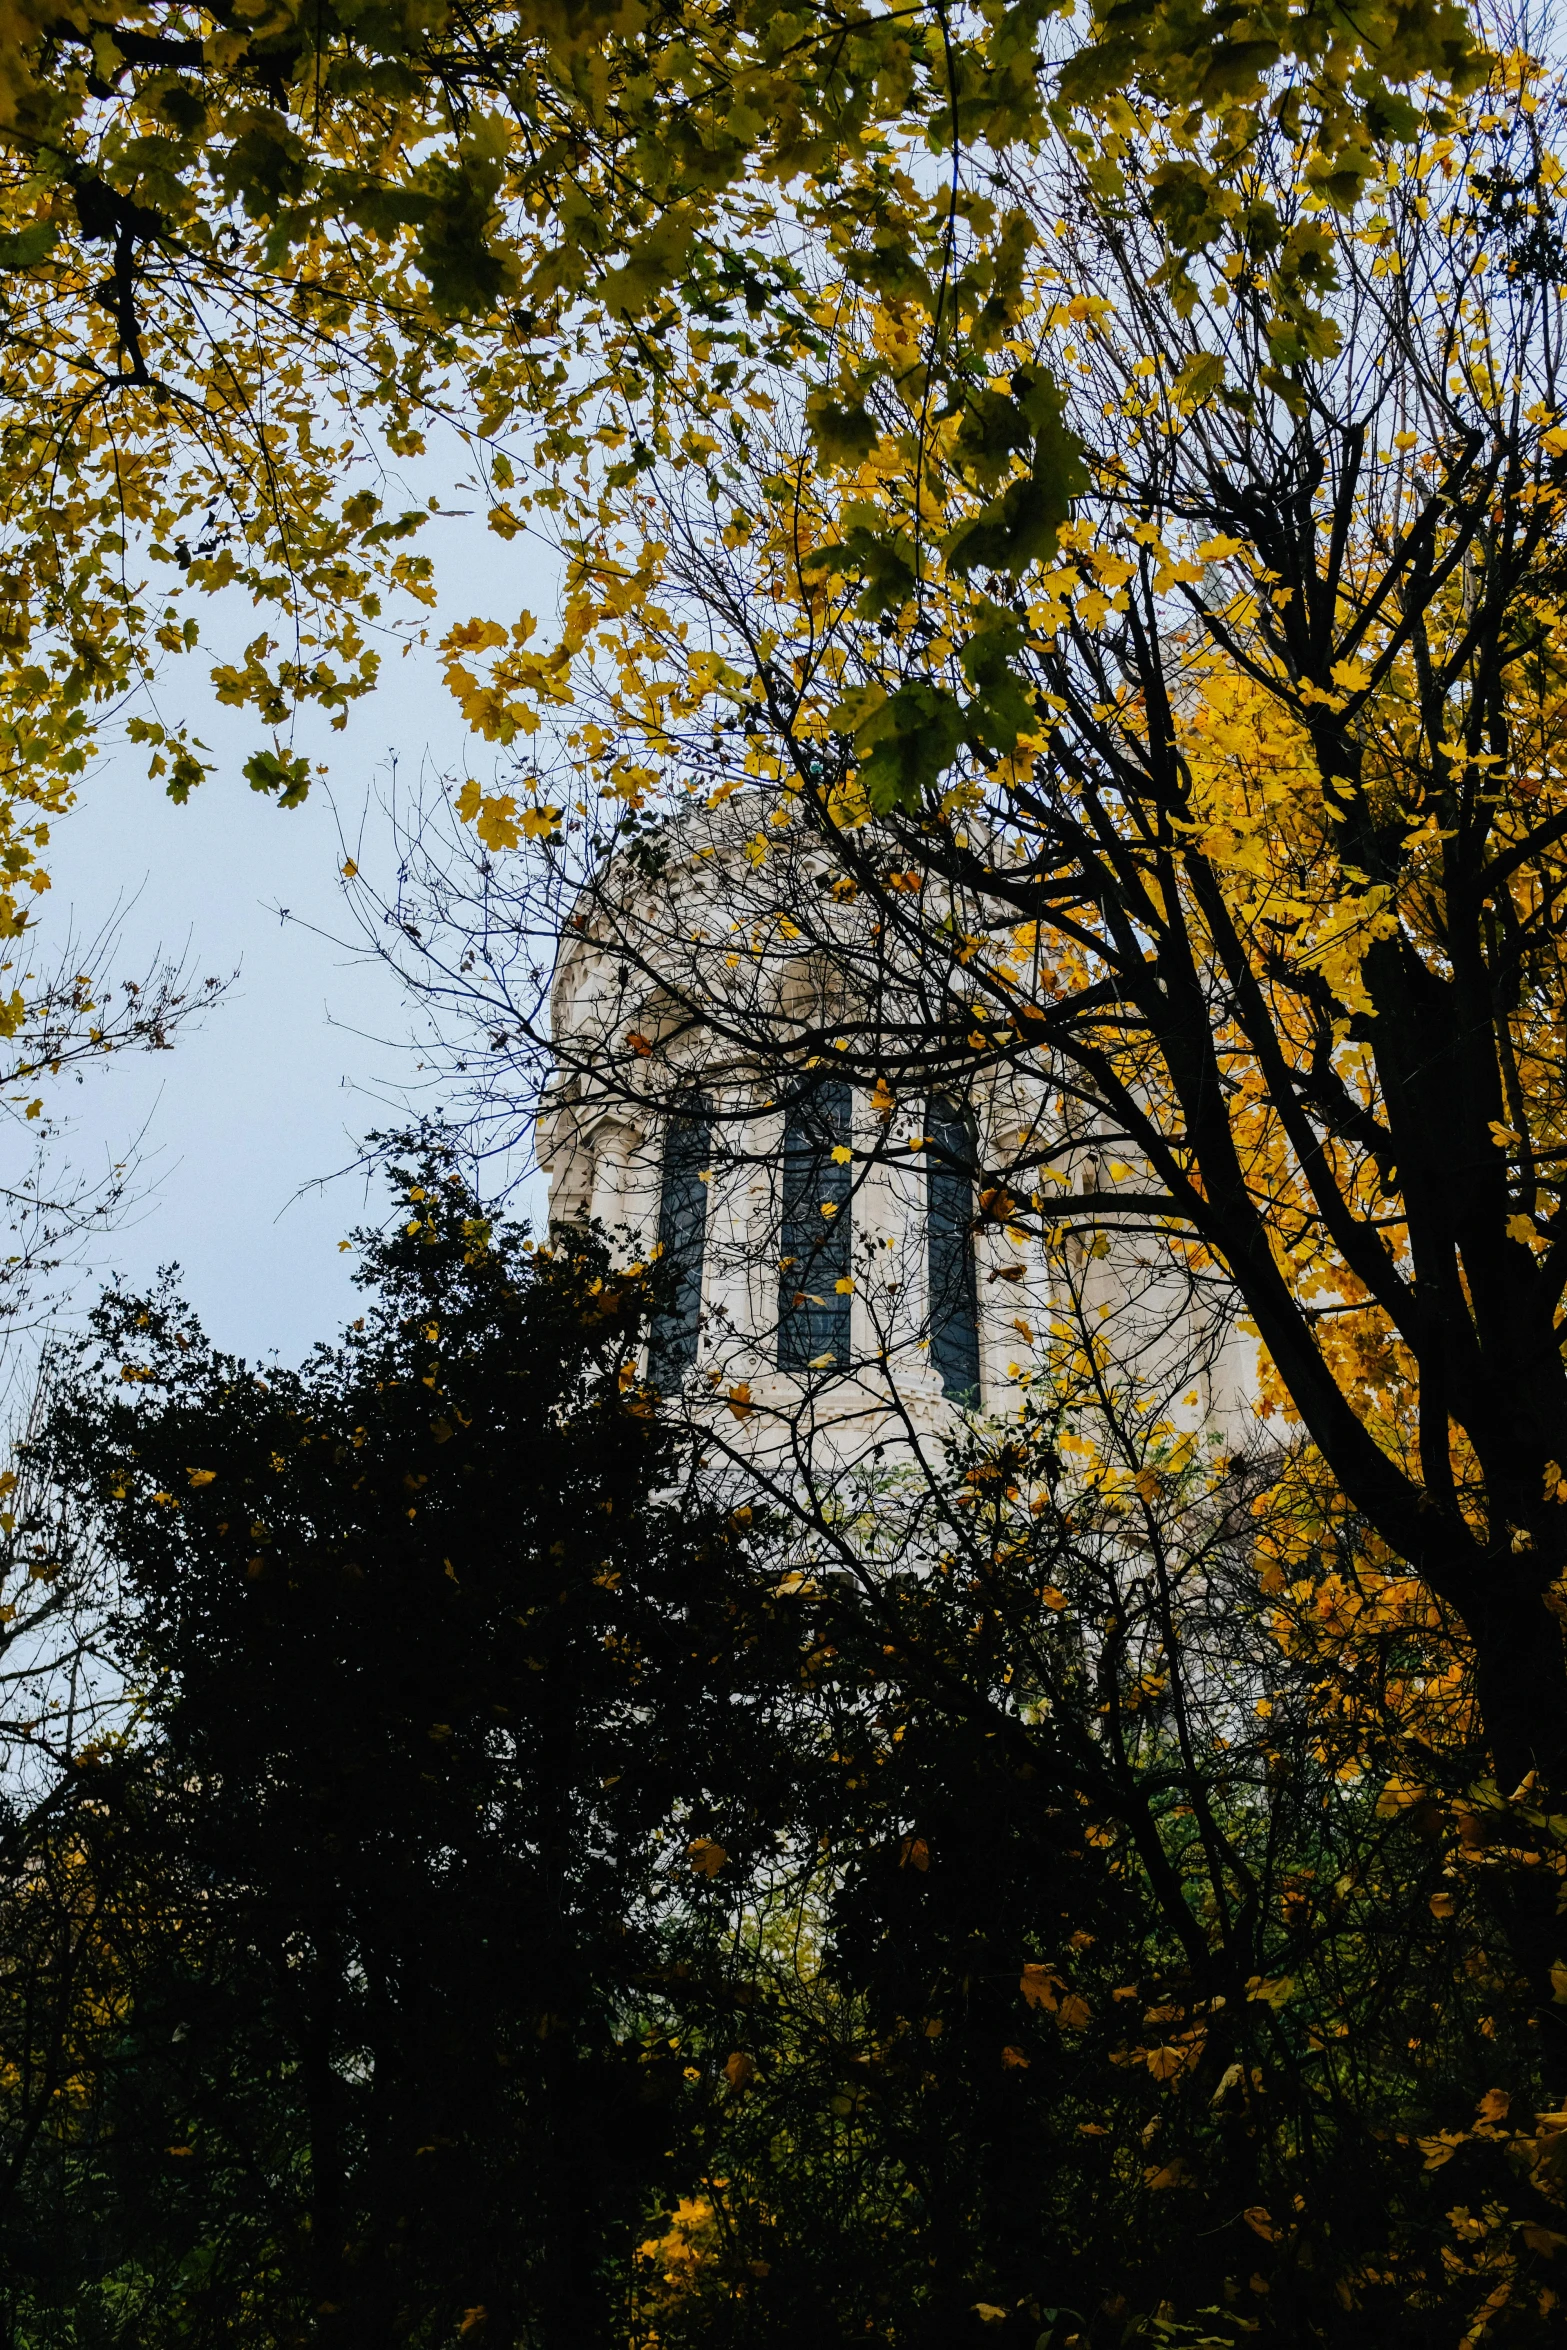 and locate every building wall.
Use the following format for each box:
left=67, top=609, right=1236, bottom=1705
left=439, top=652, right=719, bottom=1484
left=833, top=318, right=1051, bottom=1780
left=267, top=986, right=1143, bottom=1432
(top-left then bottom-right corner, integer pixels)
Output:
left=537, top=817, right=1255, bottom=1476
